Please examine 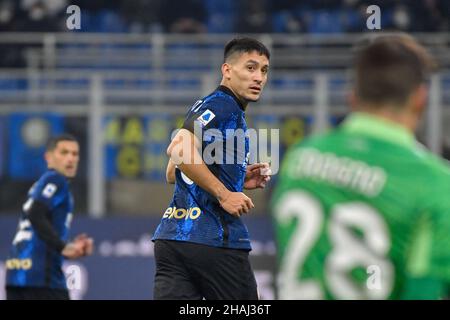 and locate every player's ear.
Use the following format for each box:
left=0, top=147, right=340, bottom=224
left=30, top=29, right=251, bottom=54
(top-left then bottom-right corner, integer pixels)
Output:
left=44, top=151, right=53, bottom=166
left=221, top=63, right=232, bottom=80
left=348, top=90, right=359, bottom=112
left=413, top=84, right=427, bottom=115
